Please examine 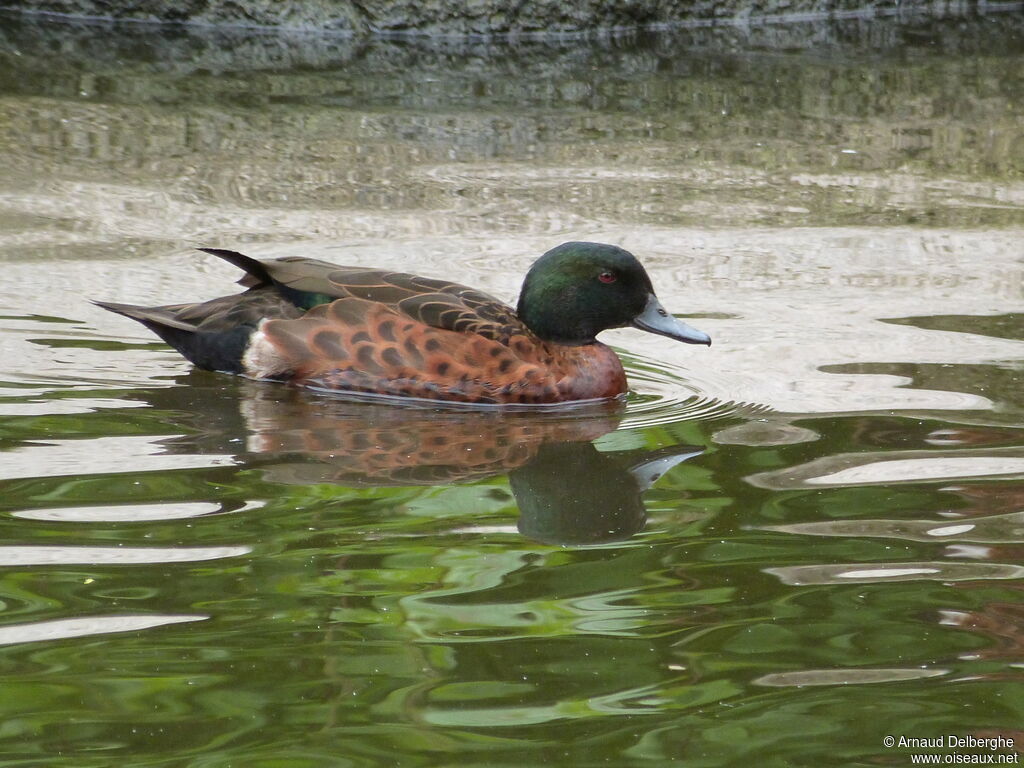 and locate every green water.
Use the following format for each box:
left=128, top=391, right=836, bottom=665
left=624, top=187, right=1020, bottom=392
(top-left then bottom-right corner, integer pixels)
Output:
left=2, top=12, right=1024, bottom=768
